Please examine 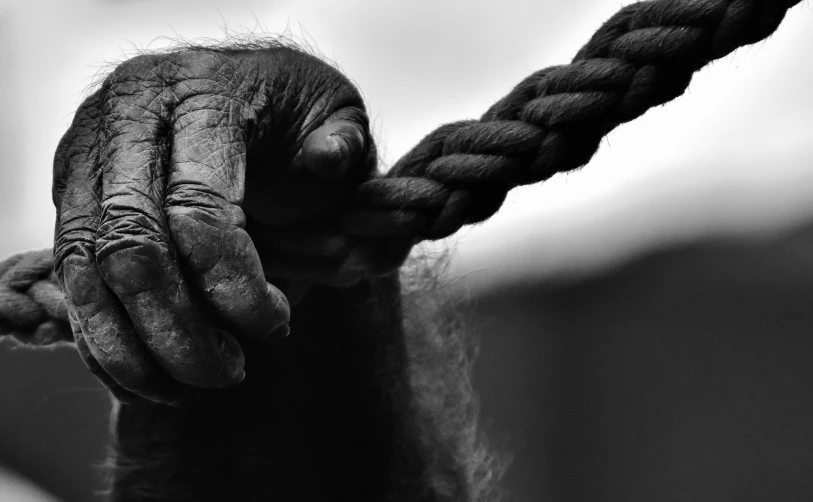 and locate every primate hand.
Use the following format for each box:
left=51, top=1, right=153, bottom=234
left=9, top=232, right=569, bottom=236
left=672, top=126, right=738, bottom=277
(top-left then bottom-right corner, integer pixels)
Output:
left=52, top=45, right=376, bottom=405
